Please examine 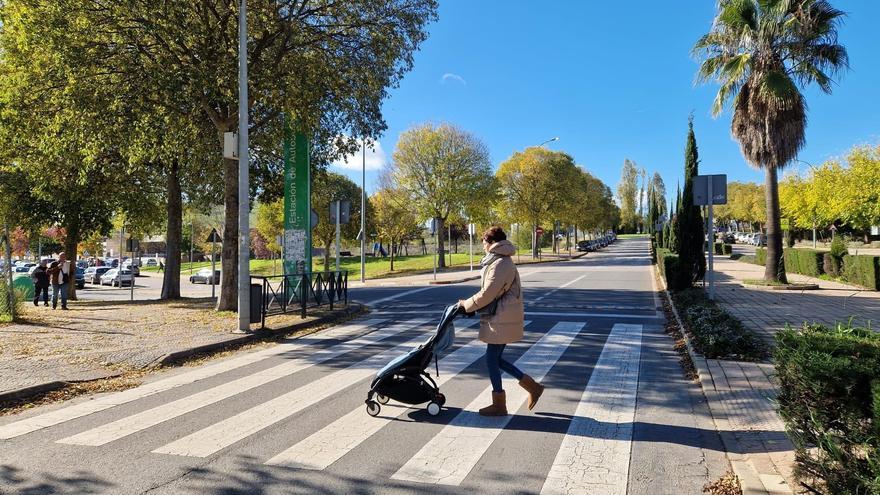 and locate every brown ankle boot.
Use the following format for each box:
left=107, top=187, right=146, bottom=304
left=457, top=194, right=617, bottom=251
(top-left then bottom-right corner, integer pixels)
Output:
left=478, top=391, right=508, bottom=416
left=519, top=374, right=545, bottom=410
